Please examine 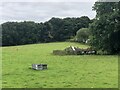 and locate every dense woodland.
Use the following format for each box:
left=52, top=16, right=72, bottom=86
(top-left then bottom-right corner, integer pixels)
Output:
left=2, top=16, right=91, bottom=46
left=1, top=2, right=120, bottom=54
